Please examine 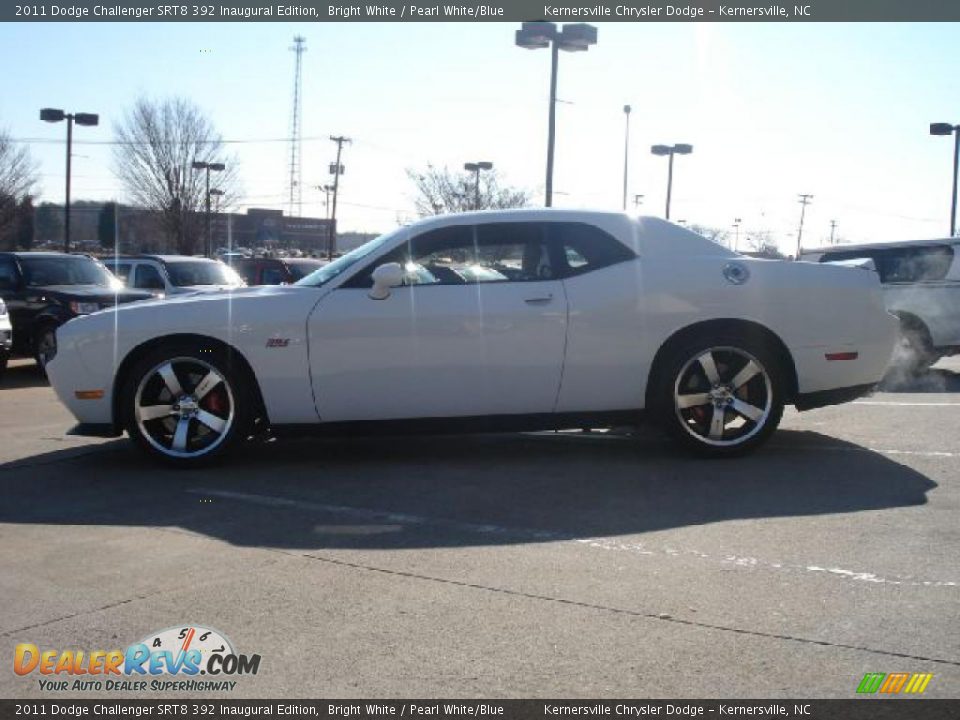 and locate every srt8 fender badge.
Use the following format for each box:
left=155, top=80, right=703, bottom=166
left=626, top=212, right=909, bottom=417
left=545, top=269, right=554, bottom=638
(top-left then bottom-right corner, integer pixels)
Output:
left=266, top=338, right=290, bottom=348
